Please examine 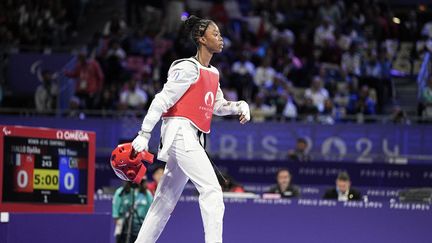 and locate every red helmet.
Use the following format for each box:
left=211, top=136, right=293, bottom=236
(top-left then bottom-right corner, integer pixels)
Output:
left=110, top=143, right=154, bottom=184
